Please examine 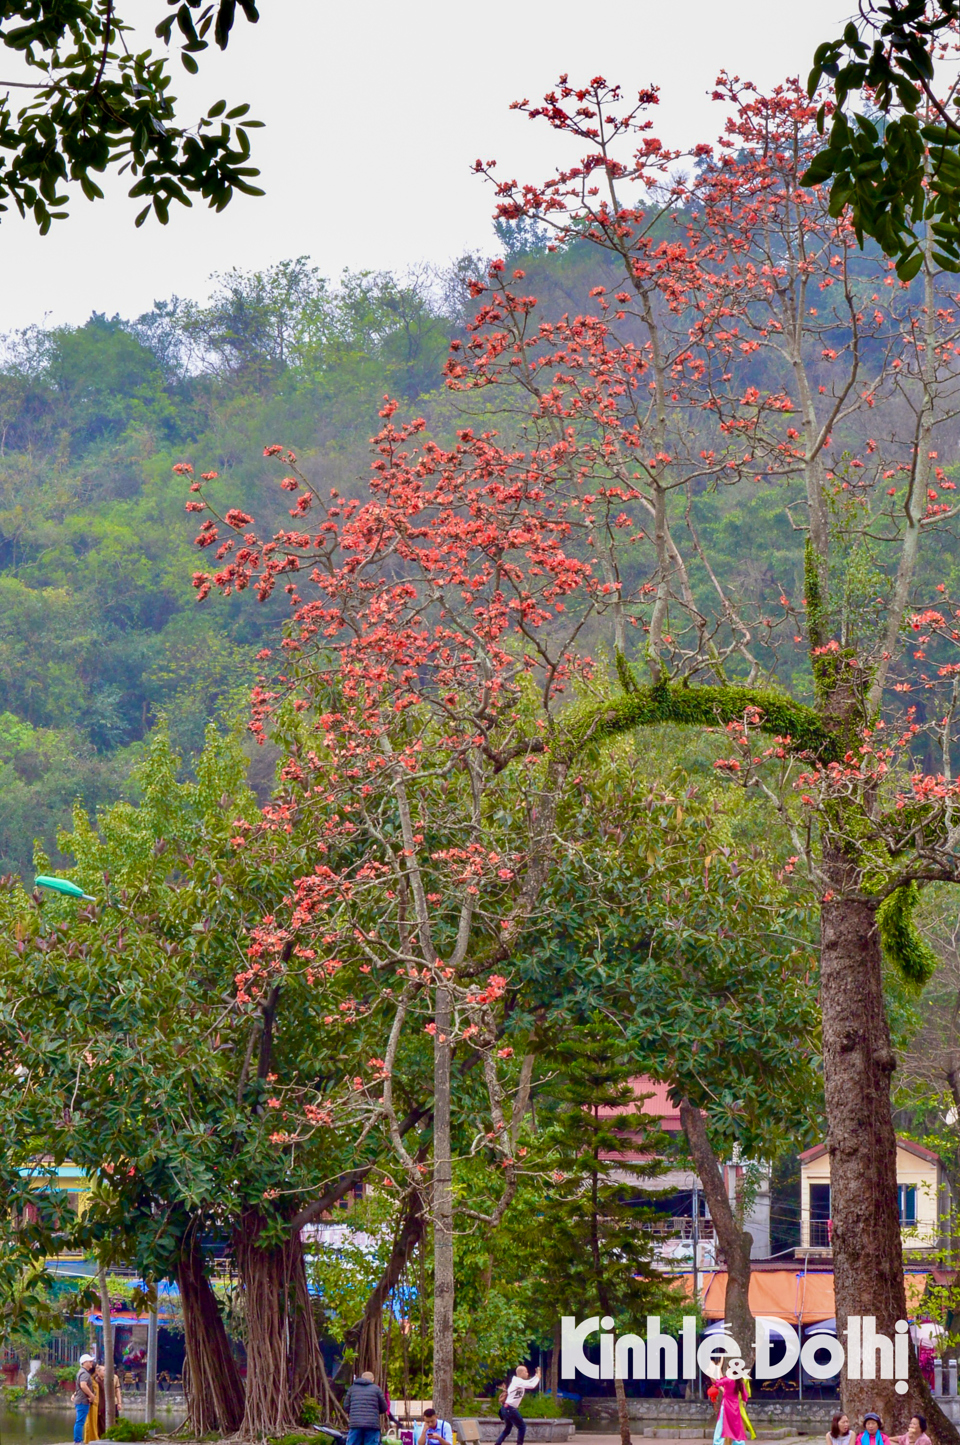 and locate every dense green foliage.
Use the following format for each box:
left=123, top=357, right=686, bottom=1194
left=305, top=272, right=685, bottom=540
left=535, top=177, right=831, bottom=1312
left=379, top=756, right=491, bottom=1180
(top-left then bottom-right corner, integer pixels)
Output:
left=808, top=4, right=960, bottom=280
left=526, top=1017, right=668, bottom=1324
left=518, top=738, right=822, bottom=1161
left=0, top=257, right=464, bottom=872
left=0, top=725, right=373, bottom=1278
